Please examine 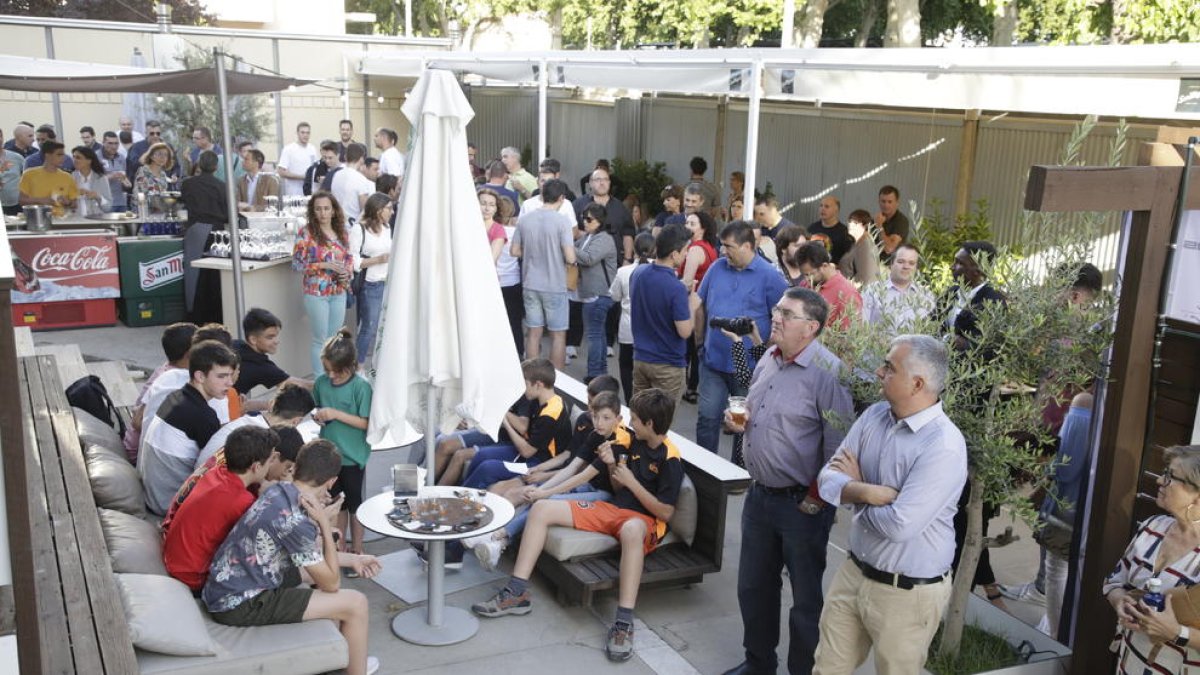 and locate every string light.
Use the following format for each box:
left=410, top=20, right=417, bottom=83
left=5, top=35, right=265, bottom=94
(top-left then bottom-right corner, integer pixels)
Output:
left=367, top=90, right=374, bottom=96
left=155, top=94, right=163, bottom=102
left=377, top=95, right=385, bottom=104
